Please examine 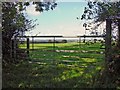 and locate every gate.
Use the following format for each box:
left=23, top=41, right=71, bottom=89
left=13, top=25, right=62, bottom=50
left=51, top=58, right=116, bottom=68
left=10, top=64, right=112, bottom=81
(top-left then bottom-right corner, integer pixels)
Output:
left=13, top=35, right=105, bottom=66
